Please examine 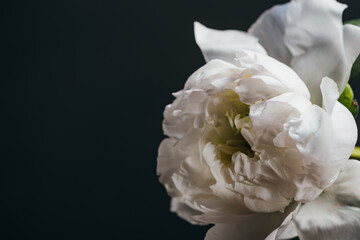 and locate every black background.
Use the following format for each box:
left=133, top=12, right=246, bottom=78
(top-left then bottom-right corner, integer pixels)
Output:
left=1, top=0, right=360, bottom=239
